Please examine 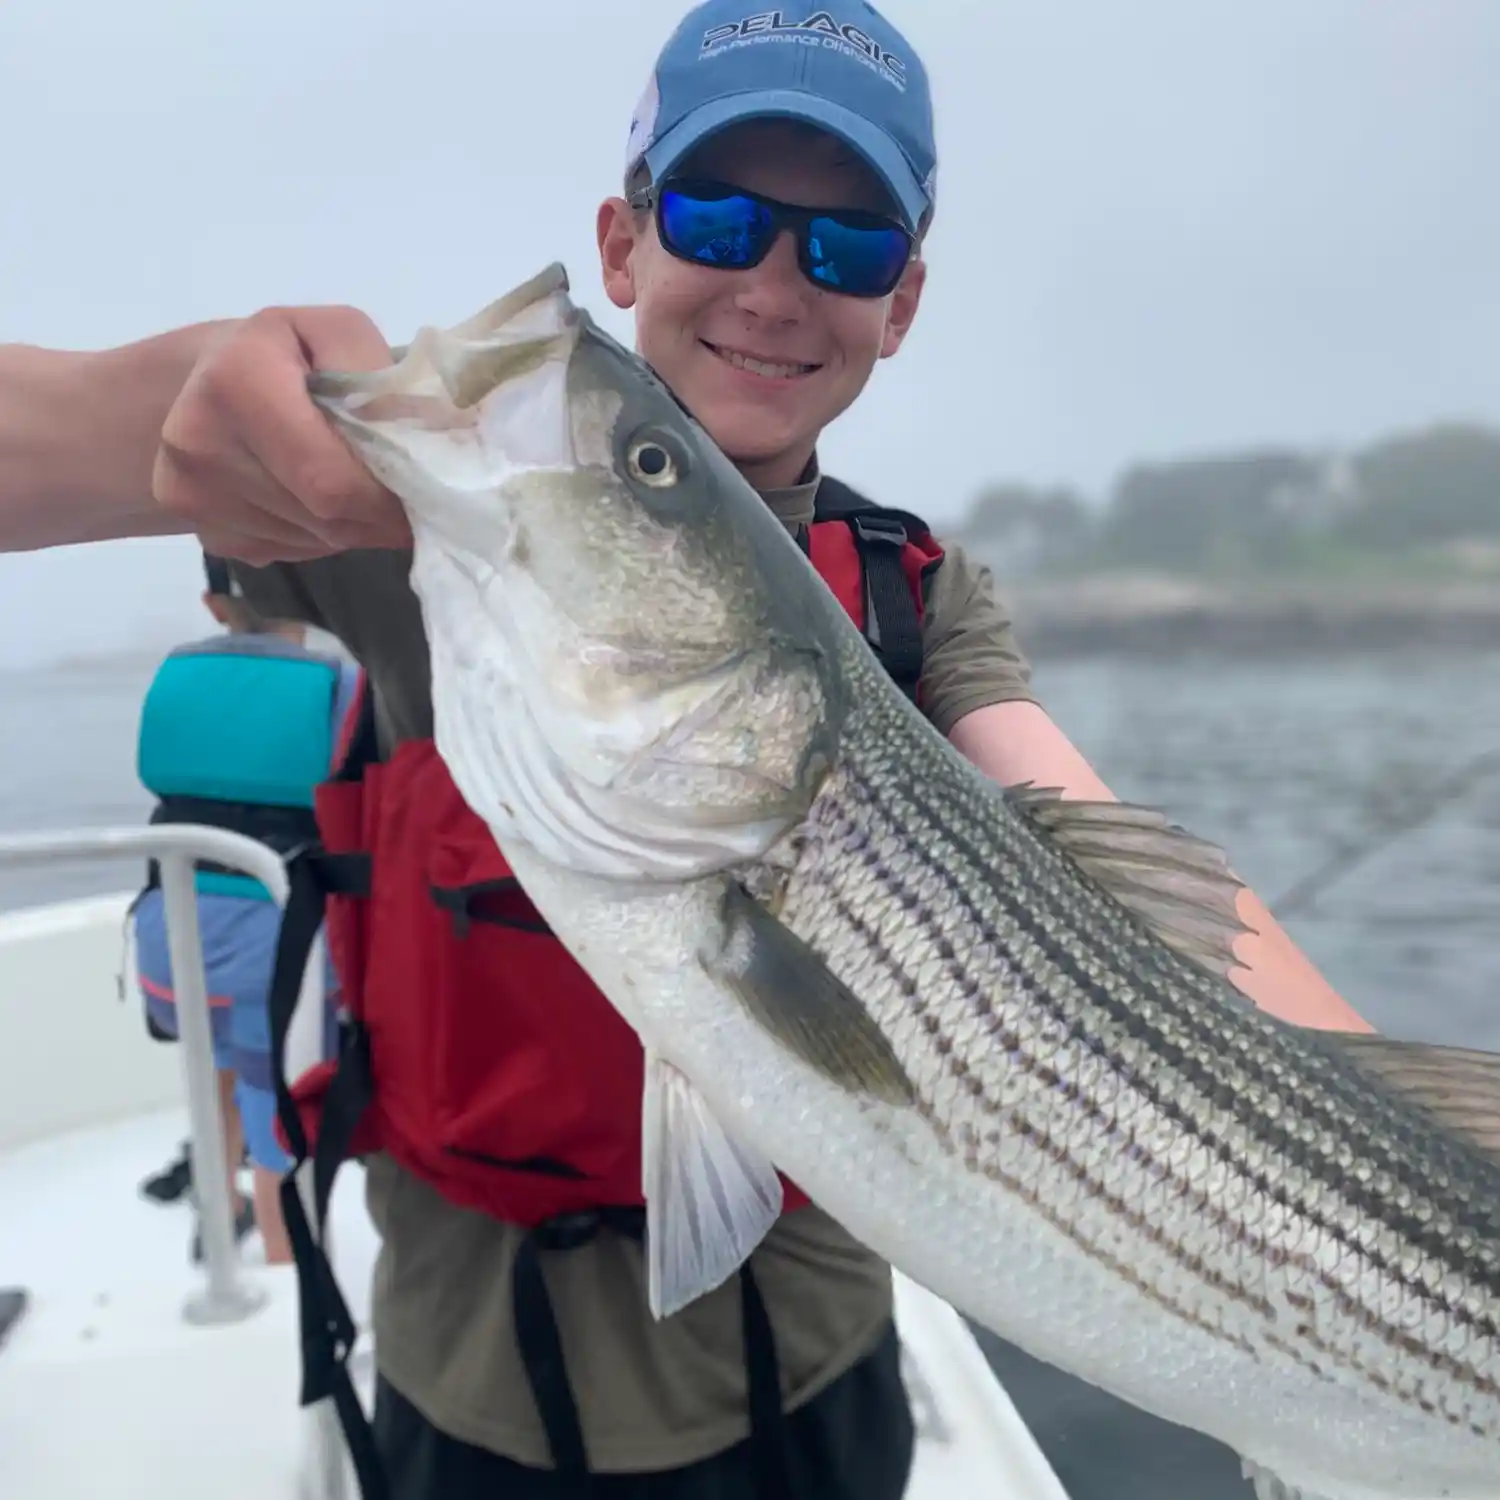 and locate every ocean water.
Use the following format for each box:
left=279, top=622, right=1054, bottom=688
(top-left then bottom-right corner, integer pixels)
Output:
left=2, top=645, right=1499, bottom=1055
